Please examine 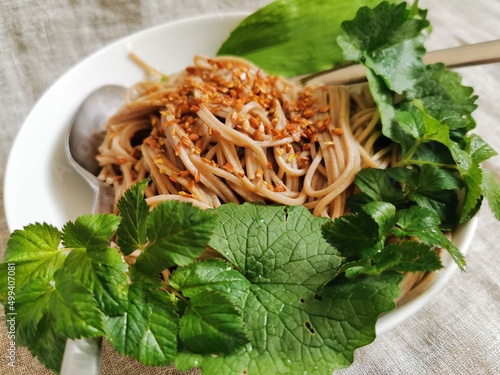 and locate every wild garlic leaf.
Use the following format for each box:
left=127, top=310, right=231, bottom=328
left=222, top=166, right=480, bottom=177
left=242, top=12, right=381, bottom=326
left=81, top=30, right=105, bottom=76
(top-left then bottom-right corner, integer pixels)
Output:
left=104, top=282, right=179, bottom=366
left=169, top=258, right=250, bottom=308
left=338, top=1, right=429, bottom=93
left=179, top=290, right=249, bottom=354
left=179, top=203, right=402, bottom=374
left=482, top=170, right=500, bottom=221
left=116, top=178, right=150, bottom=255
left=217, top=0, right=400, bottom=77
left=132, top=200, right=218, bottom=274
left=0, top=223, right=65, bottom=301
